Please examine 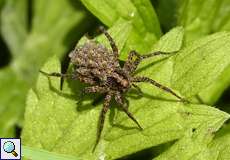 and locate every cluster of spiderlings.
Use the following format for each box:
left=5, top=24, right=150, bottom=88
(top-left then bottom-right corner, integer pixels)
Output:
left=69, top=41, right=120, bottom=83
